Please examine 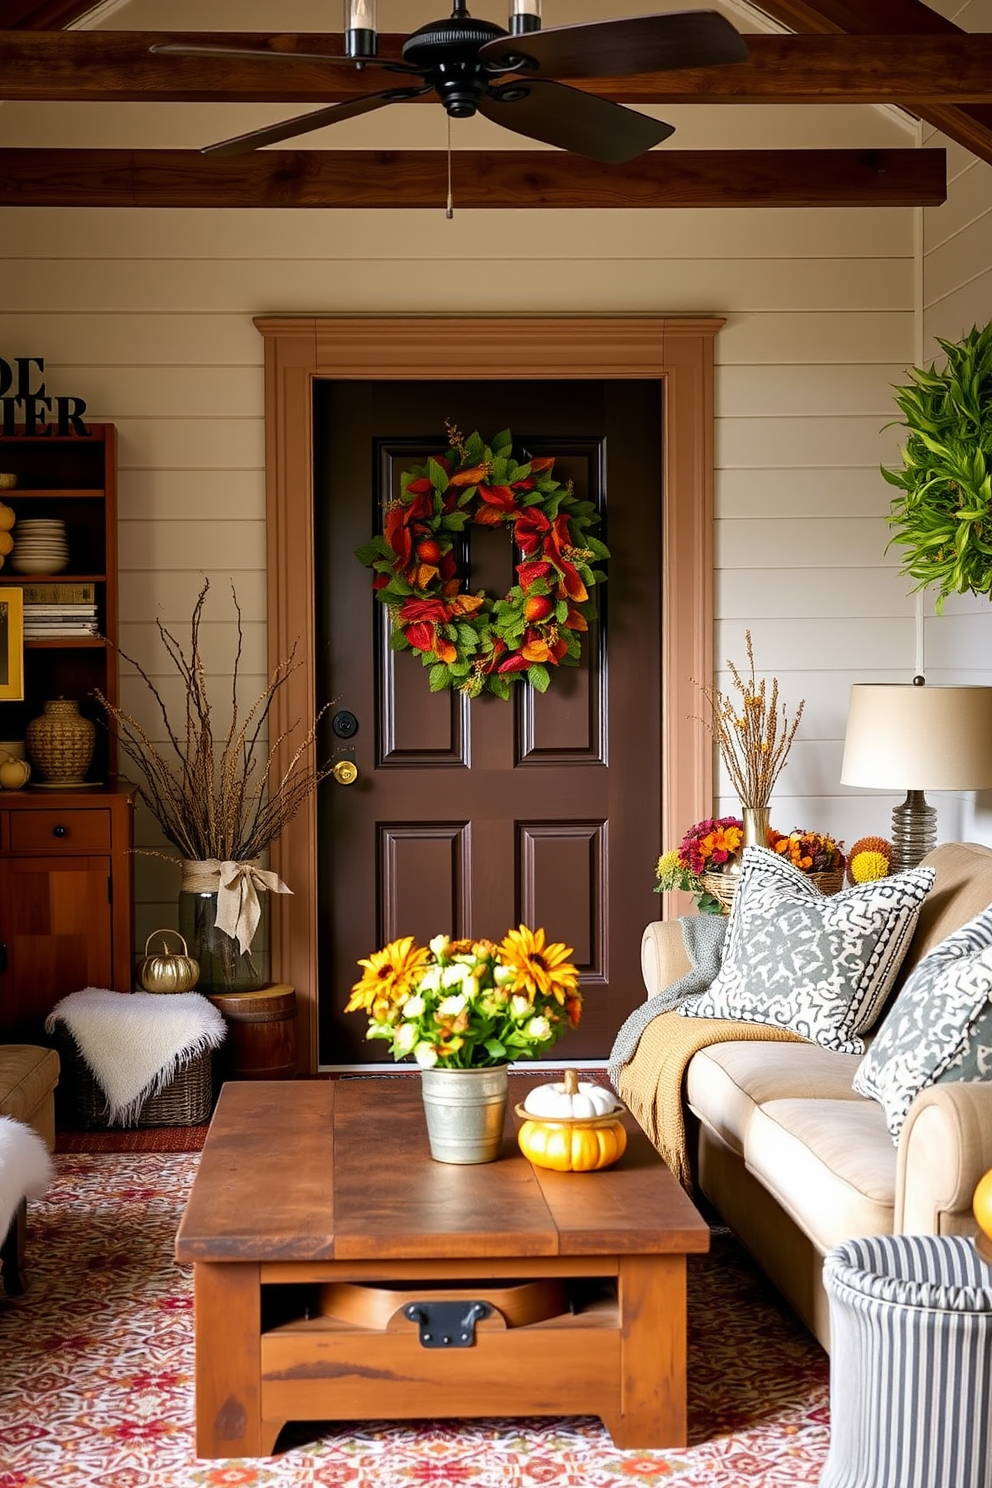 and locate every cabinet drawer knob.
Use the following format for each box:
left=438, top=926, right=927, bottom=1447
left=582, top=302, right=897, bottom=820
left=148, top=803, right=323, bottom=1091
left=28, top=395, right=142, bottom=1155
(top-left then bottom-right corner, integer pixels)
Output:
left=52, top=824, right=68, bottom=838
